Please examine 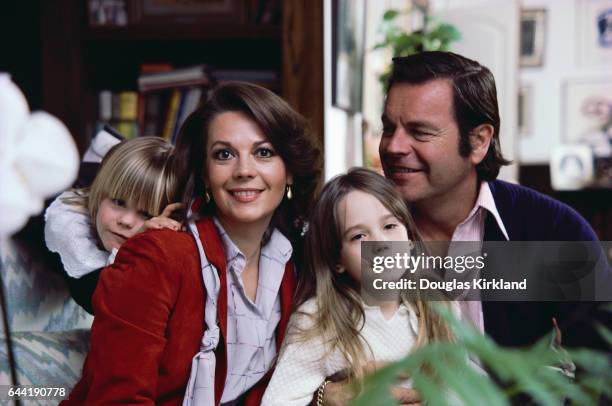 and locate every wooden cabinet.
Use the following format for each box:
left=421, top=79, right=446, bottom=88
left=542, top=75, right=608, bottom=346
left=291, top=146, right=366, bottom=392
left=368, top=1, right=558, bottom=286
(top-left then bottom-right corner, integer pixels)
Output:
left=40, top=0, right=323, bottom=154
